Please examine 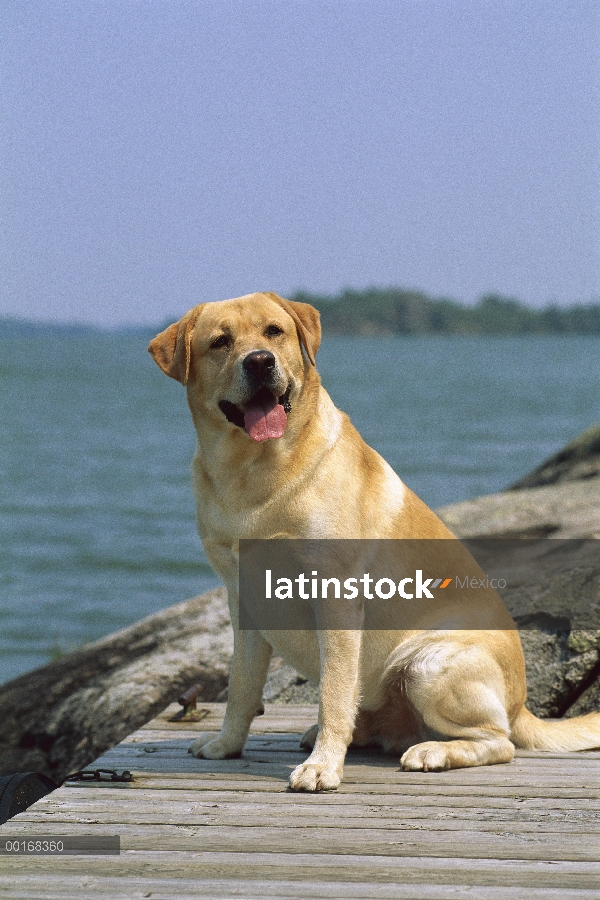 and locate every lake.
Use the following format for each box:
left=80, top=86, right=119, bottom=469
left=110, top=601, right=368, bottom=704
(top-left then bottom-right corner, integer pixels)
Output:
left=1, top=333, right=598, bottom=684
